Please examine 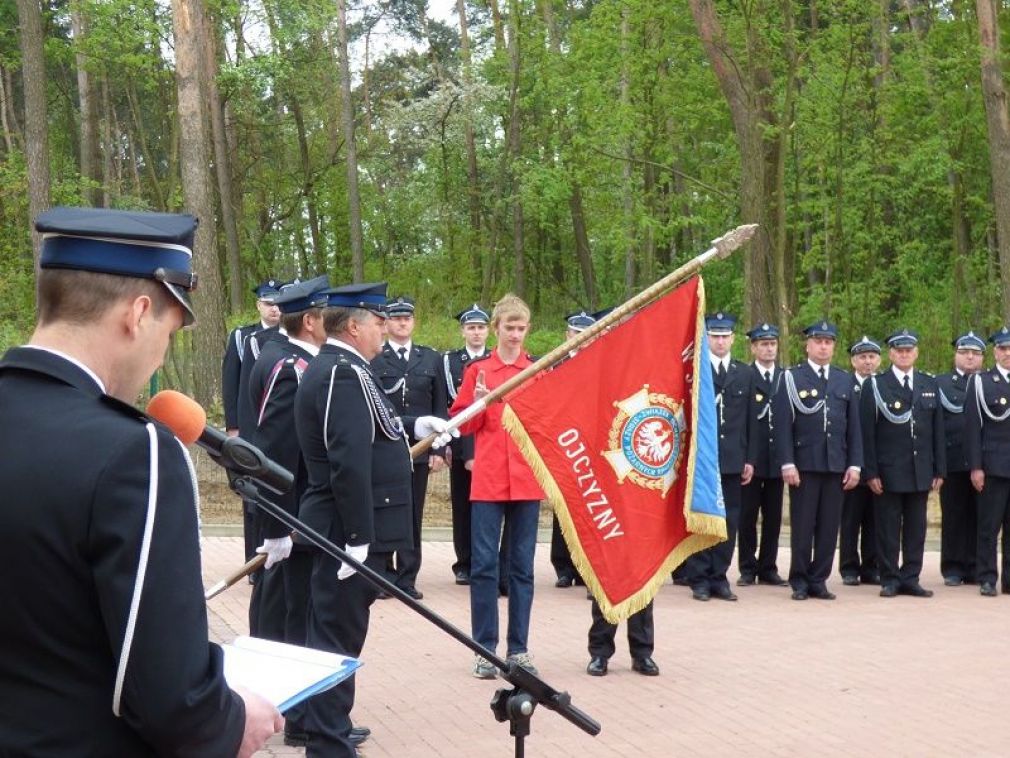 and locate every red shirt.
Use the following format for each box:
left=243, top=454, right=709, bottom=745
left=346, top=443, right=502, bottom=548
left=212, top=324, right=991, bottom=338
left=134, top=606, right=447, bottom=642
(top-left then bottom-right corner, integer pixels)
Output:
left=450, top=350, right=545, bottom=502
